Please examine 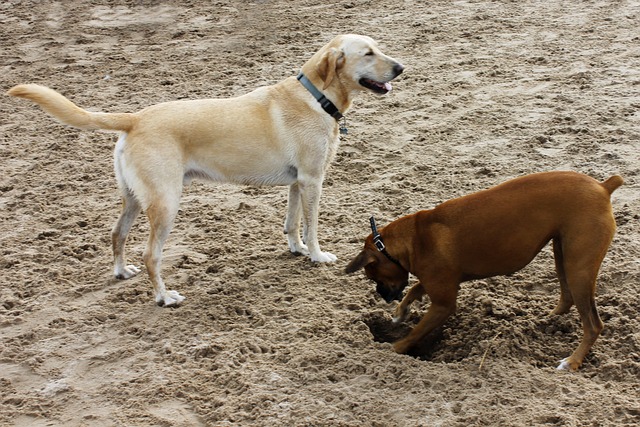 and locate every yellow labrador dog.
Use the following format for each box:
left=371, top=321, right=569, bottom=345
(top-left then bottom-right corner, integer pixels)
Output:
left=8, top=34, right=404, bottom=306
